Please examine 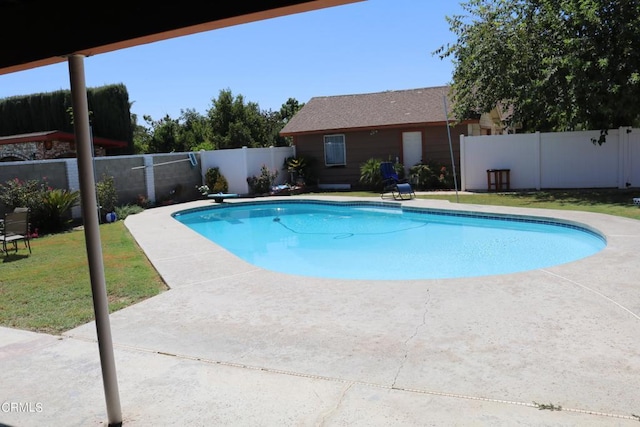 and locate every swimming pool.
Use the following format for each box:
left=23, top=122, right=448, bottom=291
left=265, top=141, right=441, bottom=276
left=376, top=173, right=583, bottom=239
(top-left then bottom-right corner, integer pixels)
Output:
left=173, top=200, right=606, bottom=280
